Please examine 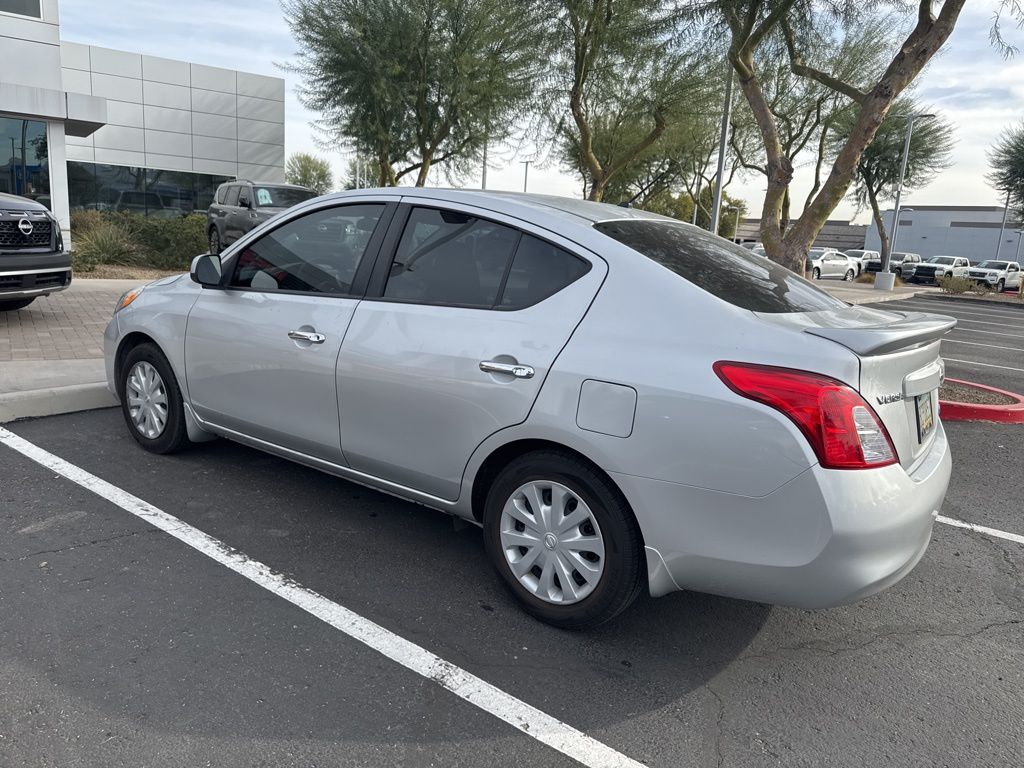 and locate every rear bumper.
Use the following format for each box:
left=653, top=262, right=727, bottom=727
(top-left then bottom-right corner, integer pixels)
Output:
left=0, top=252, right=73, bottom=299
left=618, top=421, right=952, bottom=608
